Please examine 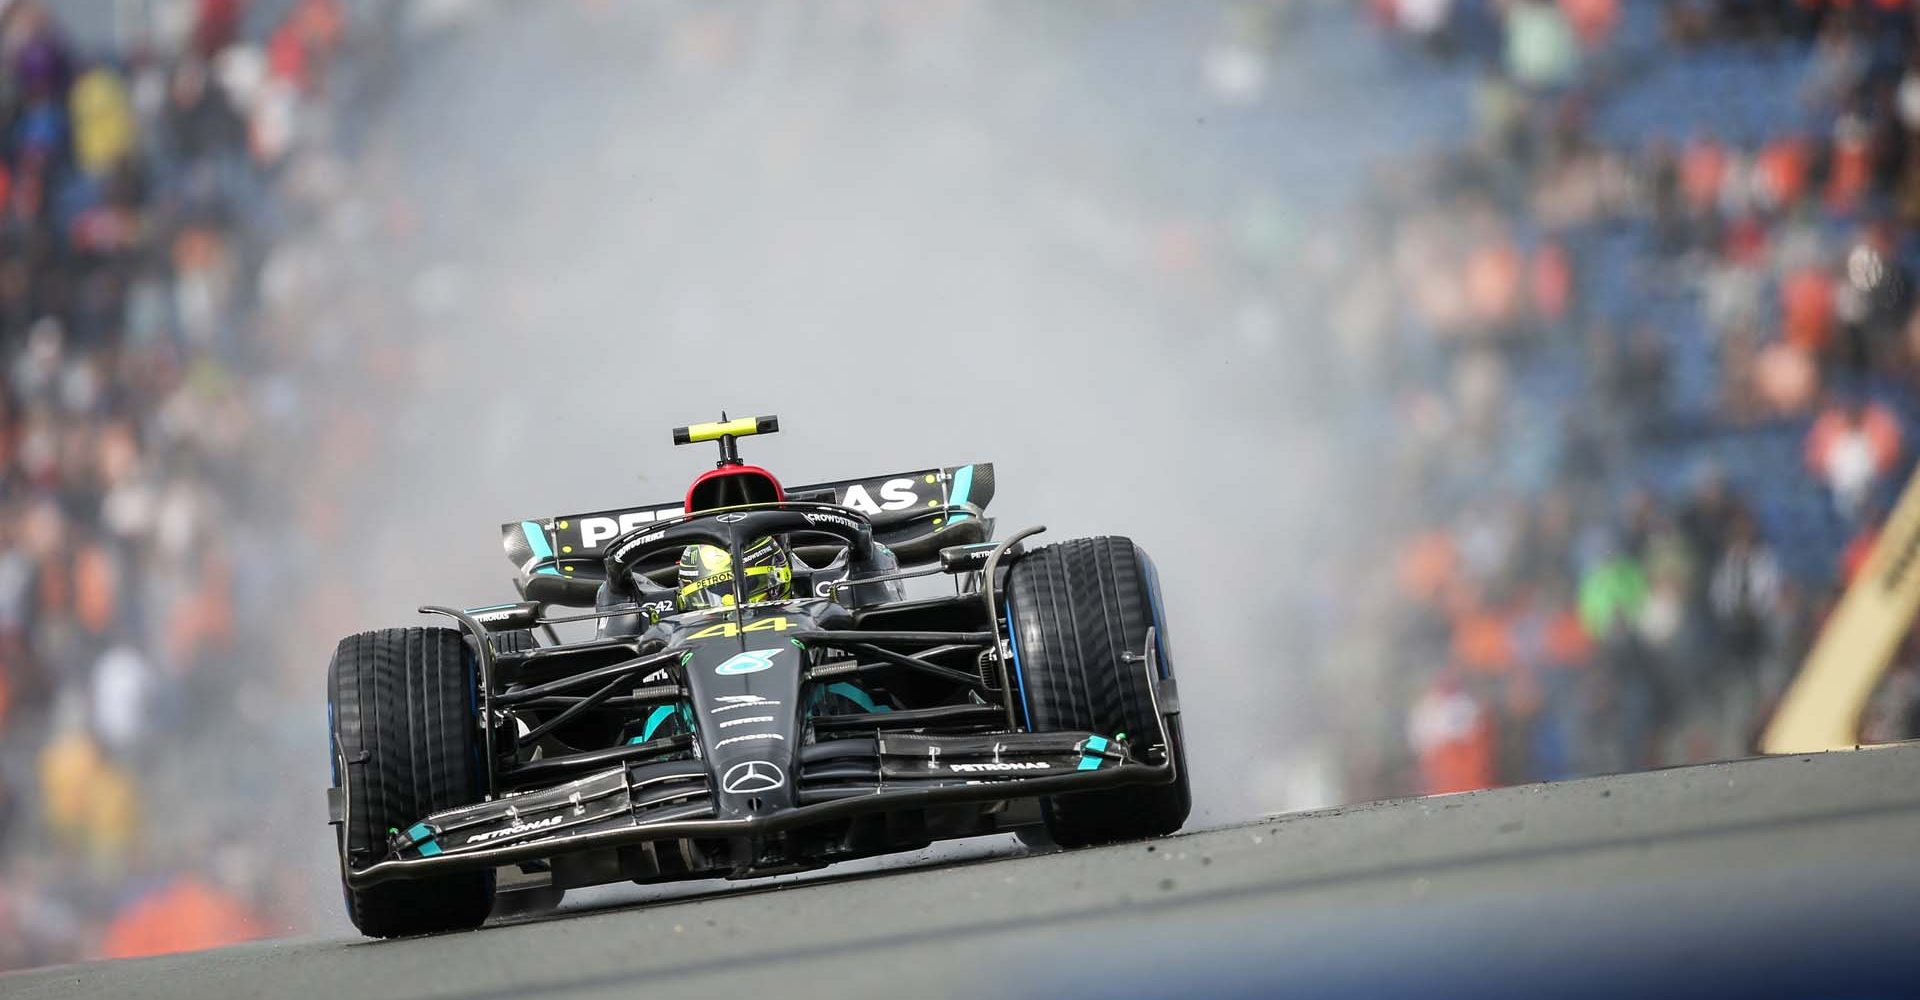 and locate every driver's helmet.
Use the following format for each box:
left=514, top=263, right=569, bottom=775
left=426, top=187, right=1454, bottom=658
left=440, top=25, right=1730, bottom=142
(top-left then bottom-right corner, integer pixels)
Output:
left=677, top=536, right=793, bottom=609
